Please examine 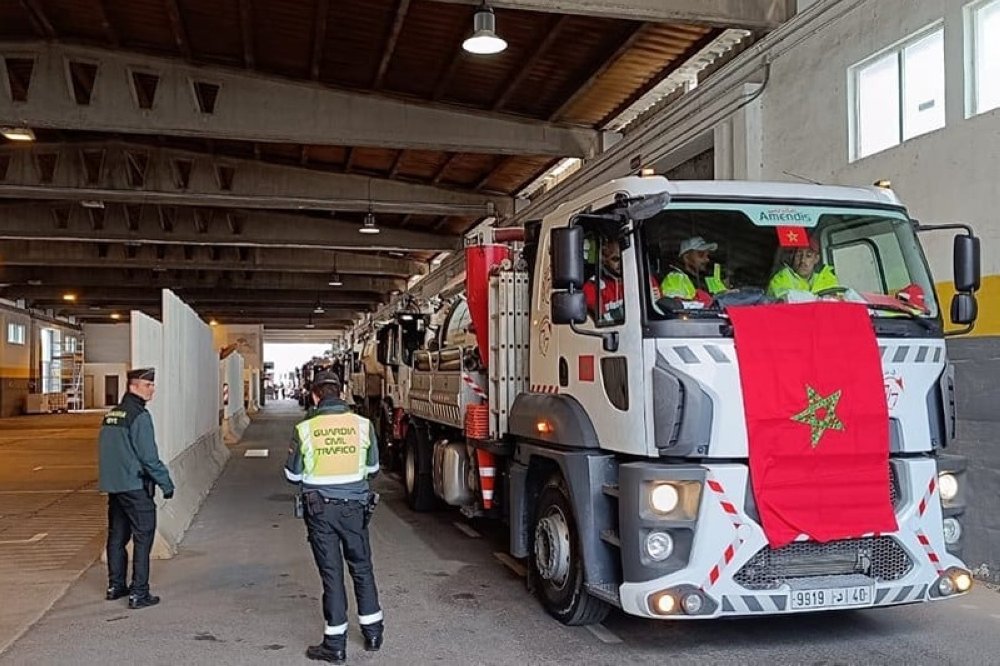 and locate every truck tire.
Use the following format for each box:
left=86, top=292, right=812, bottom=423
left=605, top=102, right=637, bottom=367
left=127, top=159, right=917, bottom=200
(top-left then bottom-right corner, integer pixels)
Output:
left=403, top=426, right=435, bottom=512
left=531, top=477, right=610, bottom=626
